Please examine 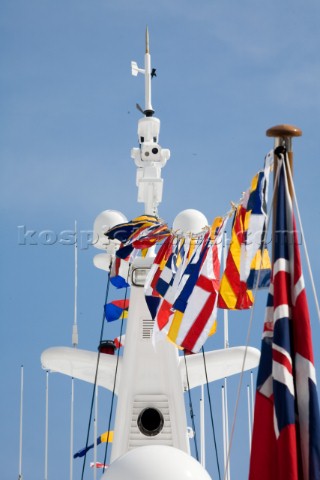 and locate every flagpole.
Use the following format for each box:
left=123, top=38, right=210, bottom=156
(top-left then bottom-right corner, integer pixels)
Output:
left=266, top=124, right=302, bottom=257
left=249, top=125, right=320, bottom=478
left=18, top=365, right=24, bottom=480
left=221, top=384, right=230, bottom=480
